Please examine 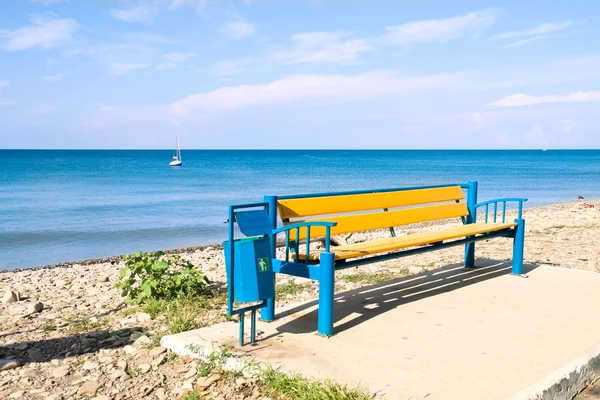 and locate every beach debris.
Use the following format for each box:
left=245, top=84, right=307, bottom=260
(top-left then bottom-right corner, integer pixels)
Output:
left=1, top=290, right=20, bottom=304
